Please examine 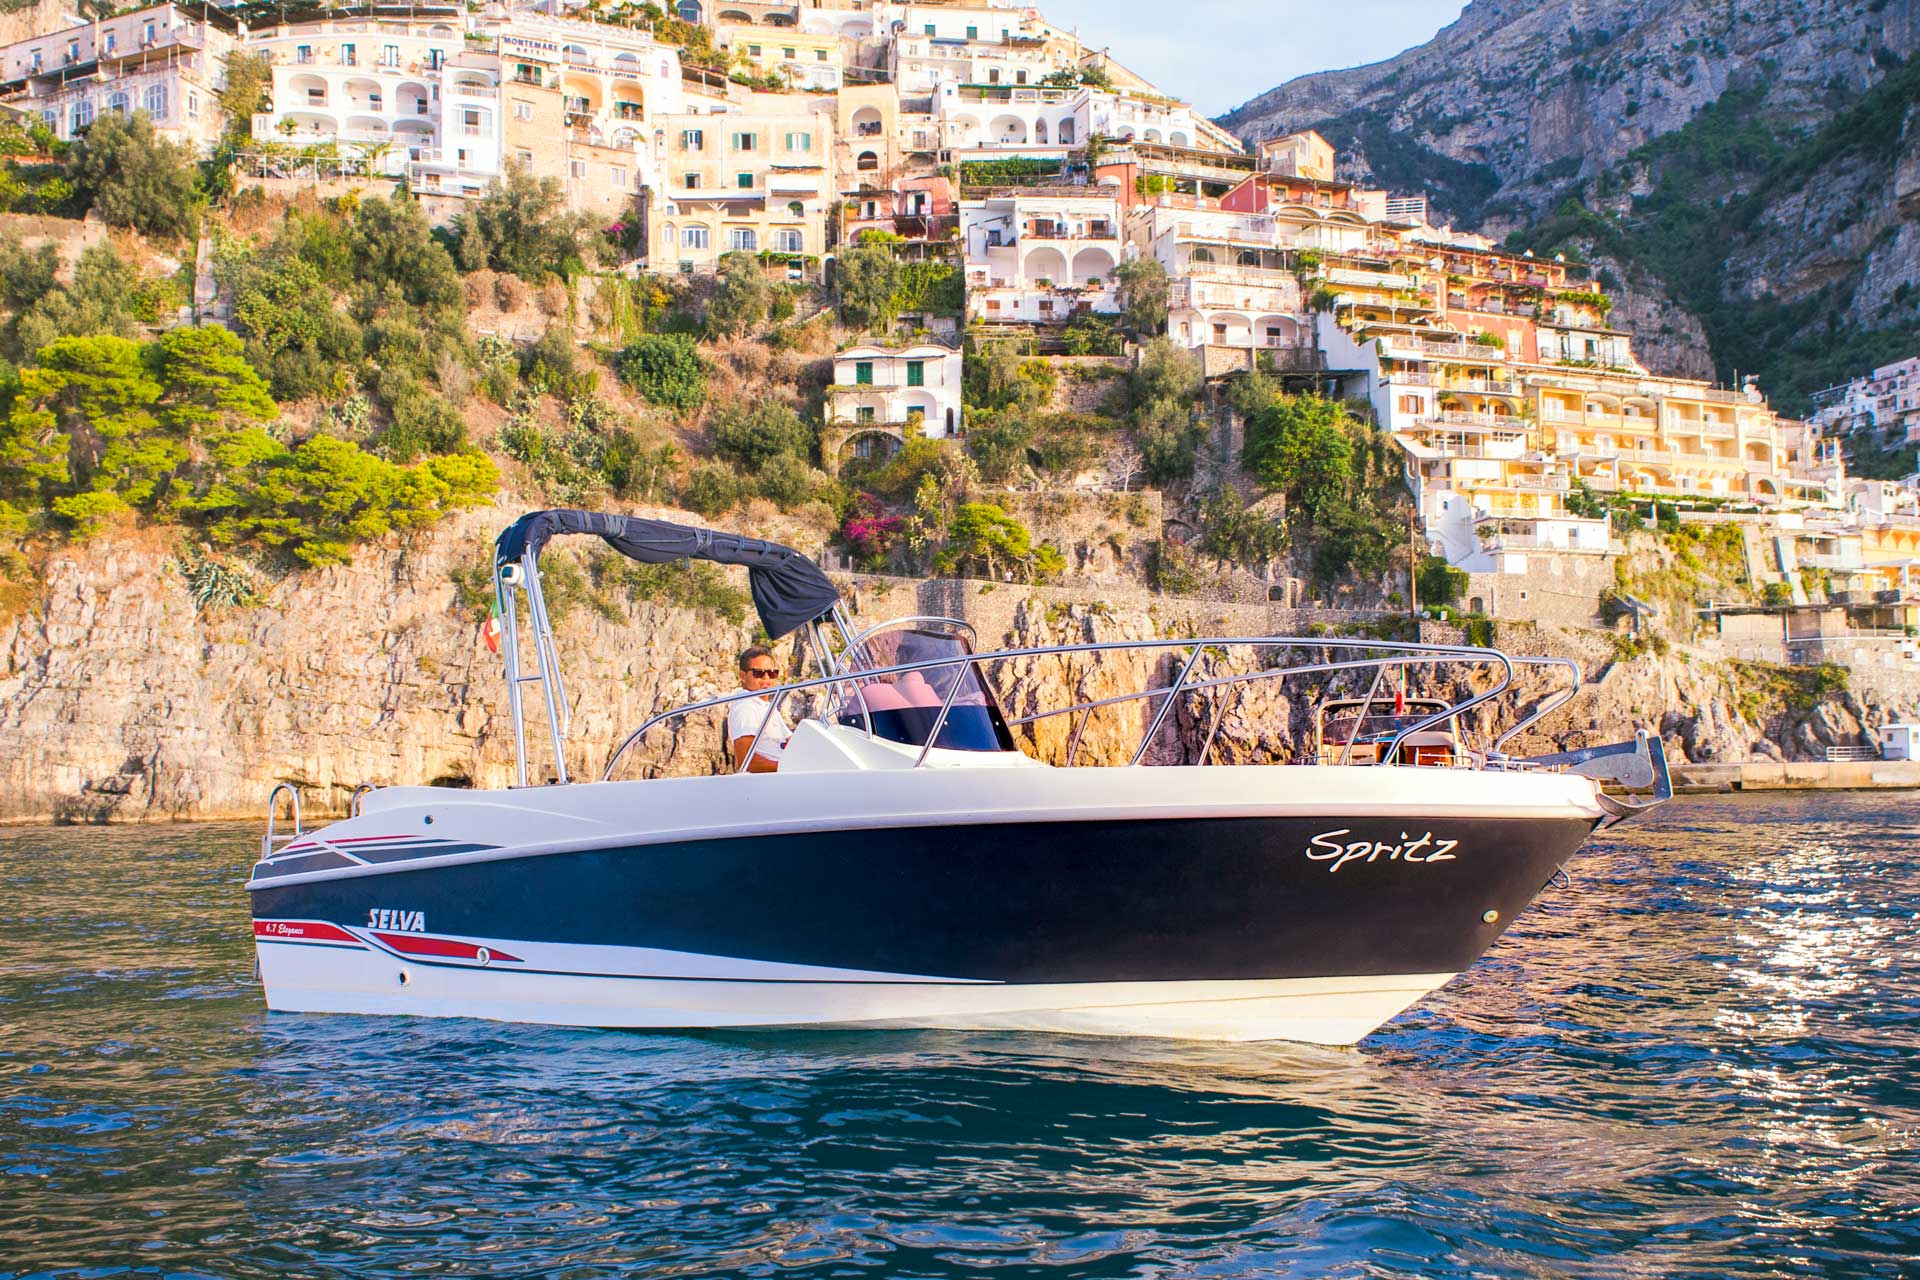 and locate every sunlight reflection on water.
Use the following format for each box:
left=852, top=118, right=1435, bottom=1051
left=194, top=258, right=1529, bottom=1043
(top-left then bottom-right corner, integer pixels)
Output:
left=1, top=792, right=1917, bottom=1277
